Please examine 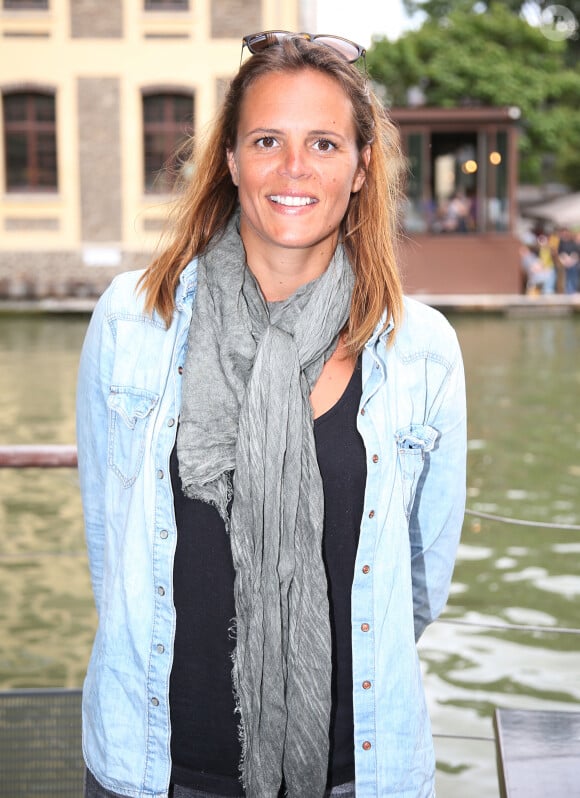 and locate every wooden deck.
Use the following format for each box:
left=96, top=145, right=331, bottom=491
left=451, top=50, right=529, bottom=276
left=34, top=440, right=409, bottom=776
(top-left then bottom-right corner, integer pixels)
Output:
left=494, top=707, right=580, bottom=797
